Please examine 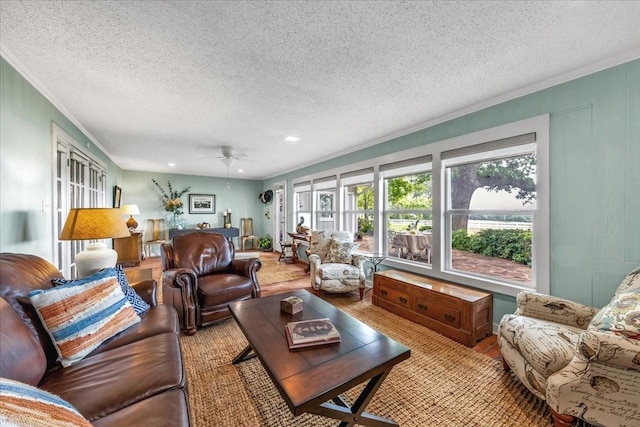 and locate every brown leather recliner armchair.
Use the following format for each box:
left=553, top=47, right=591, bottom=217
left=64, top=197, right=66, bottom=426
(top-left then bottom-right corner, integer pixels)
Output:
left=161, top=231, right=261, bottom=335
